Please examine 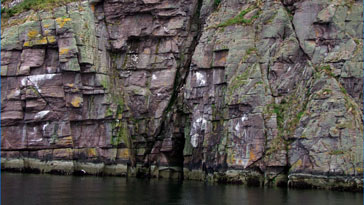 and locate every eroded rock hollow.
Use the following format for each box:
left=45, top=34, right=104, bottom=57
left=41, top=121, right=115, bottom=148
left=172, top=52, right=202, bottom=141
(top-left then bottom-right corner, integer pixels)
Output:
left=1, top=0, right=363, bottom=191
